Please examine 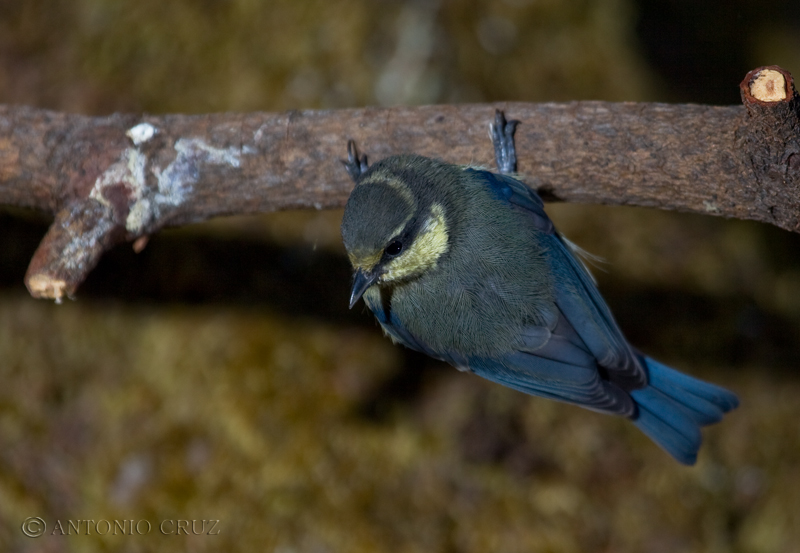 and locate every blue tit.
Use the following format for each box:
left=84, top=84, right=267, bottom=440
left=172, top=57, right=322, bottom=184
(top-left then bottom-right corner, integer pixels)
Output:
left=340, top=111, right=738, bottom=465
